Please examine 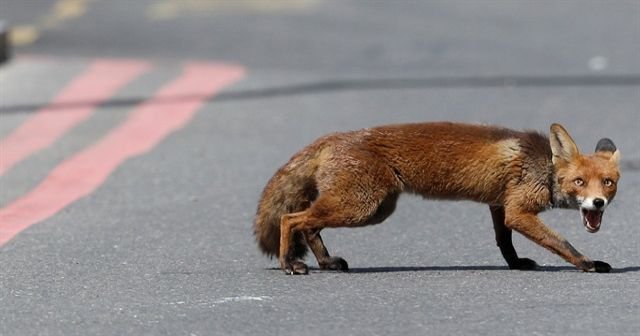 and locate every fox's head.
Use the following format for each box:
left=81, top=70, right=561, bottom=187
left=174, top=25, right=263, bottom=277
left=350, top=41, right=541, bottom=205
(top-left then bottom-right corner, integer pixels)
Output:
left=549, top=123, right=620, bottom=233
